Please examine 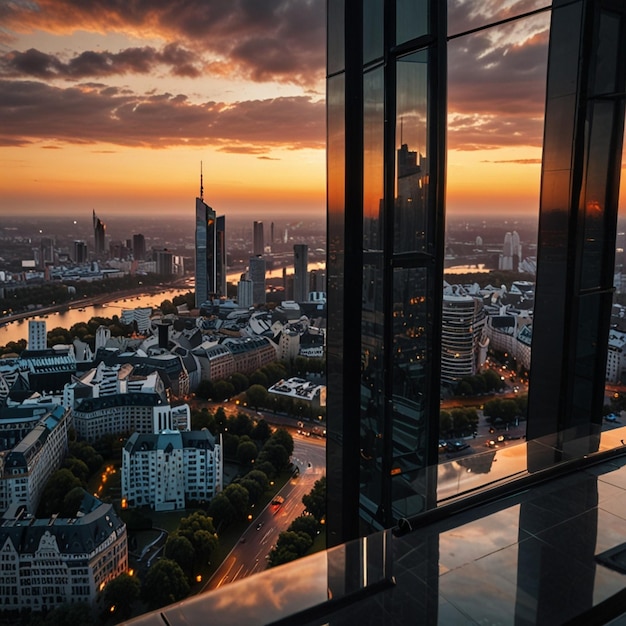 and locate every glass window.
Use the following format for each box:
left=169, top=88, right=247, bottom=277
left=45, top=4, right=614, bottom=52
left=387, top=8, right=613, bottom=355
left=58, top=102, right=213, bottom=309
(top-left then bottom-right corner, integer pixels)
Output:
left=363, top=67, right=385, bottom=251
left=364, top=0, right=384, bottom=64
left=395, top=50, right=429, bottom=253
left=396, top=0, right=429, bottom=45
